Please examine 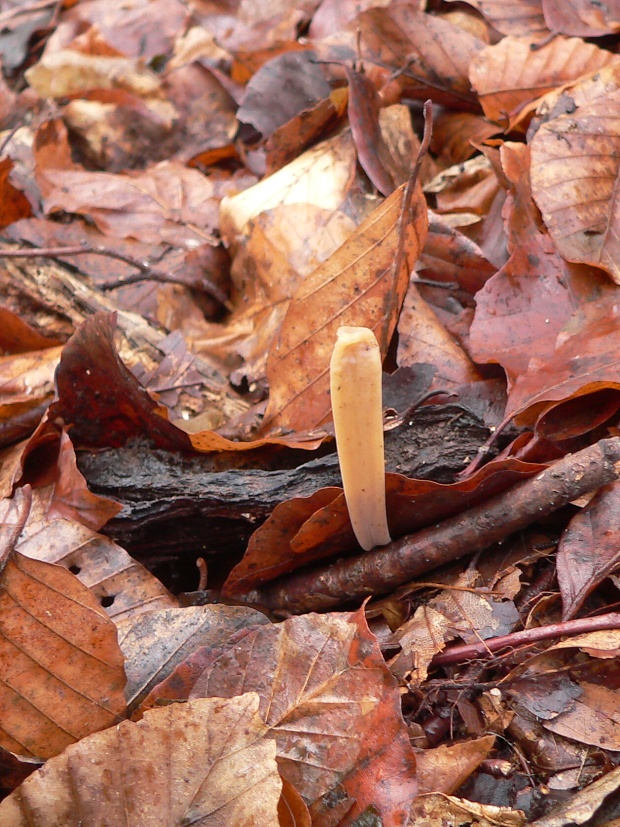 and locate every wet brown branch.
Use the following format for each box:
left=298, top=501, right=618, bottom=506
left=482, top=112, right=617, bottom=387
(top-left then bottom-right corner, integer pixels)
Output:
left=250, top=437, right=620, bottom=614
